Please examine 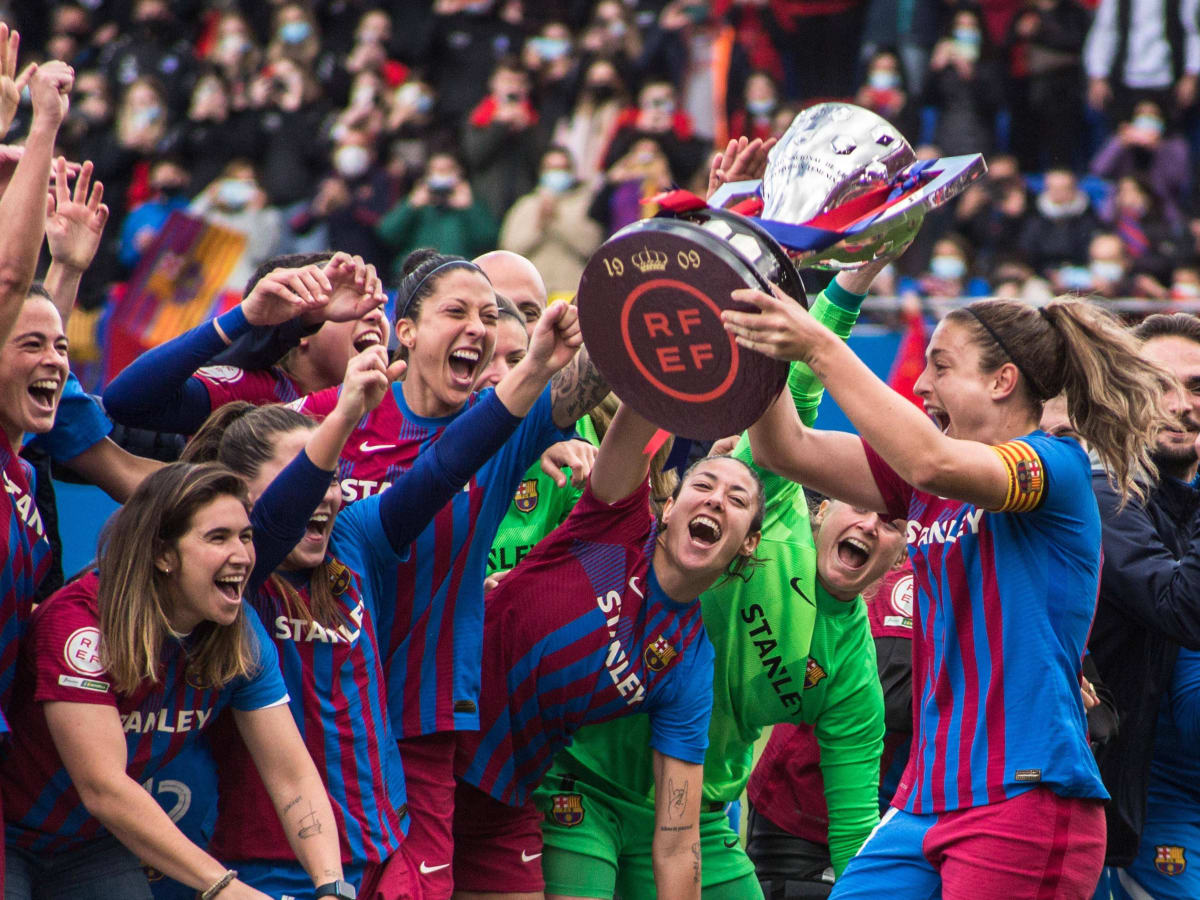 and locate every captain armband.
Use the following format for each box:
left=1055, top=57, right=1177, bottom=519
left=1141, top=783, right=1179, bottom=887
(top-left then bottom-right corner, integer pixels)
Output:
left=989, top=440, right=1046, bottom=513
